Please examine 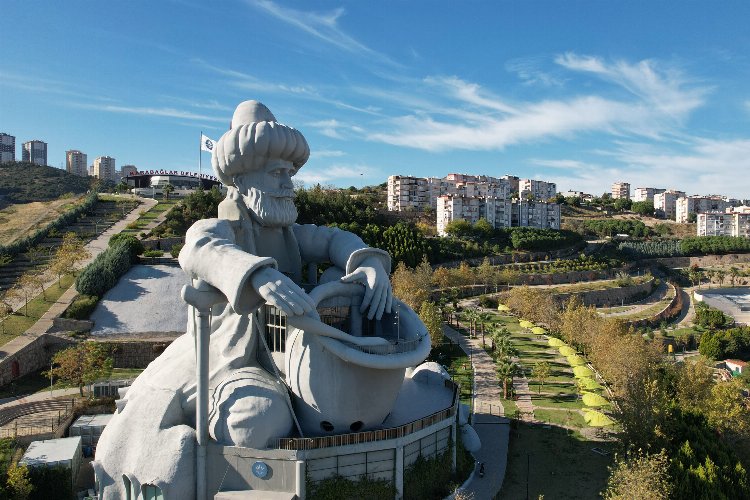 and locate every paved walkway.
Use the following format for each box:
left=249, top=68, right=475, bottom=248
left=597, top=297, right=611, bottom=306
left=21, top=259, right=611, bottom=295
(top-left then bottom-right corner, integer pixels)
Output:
left=0, top=387, right=80, bottom=409
left=443, top=324, right=509, bottom=499
left=0, top=196, right=158, bottom=360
